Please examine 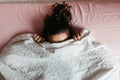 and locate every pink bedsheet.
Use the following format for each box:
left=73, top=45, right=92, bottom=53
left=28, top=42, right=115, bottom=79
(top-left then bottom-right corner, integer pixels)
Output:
left=0, top=1, right=120, bottom=55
